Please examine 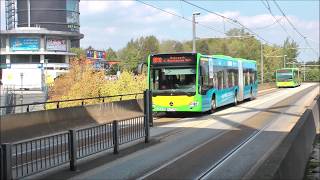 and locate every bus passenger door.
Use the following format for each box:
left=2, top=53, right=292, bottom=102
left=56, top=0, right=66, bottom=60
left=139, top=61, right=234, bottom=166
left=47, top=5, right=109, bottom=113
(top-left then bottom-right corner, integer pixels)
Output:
left=238, top=61, right=244, bottom=101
